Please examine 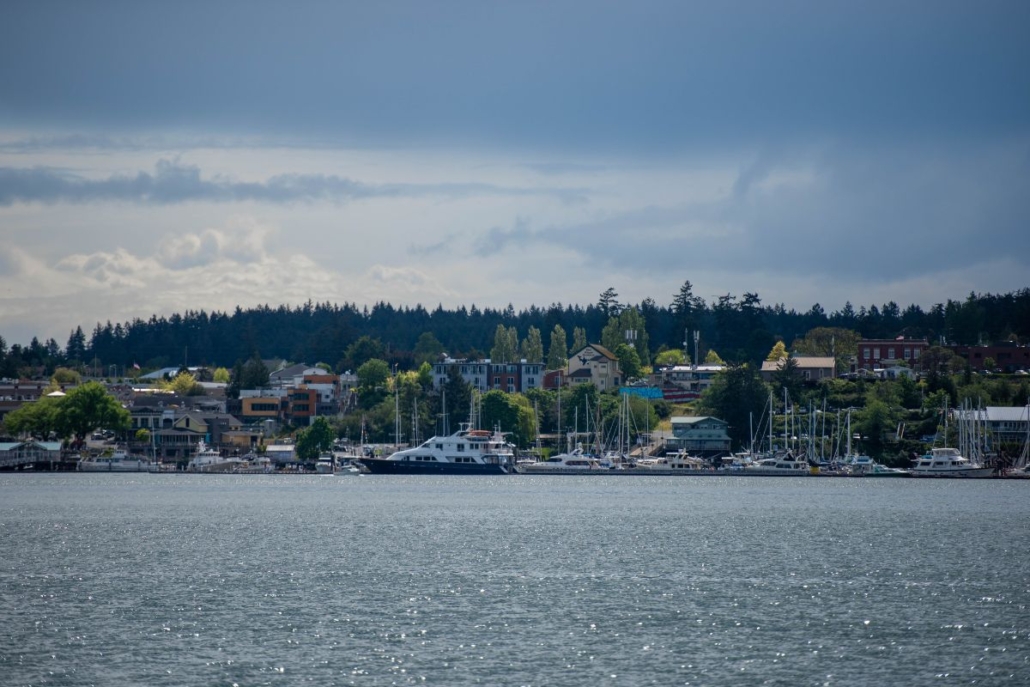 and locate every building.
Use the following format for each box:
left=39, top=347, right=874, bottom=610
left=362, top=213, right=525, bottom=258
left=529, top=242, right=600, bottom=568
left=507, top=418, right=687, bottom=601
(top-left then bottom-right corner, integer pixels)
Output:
left=0, top=440, right=62, bottom=470
left=760, top=356, right=836, bottom=383
left=855, top=338, right=928, bottom=371
left=949, top=343, right=1030, bottom=373
left=650, top=364, right=724, bottom=402
left=488, top=362, right=543, bottom=393
left=0, top=380, right=74, bottom=424
left=431, top=358, right=544, bottom=394
left=567, top=344, right=622, bottom=391
left=952, top=405, right=1030, bottom=447
left=667, top=416, right=732, bottom=457
left=432, top=359, right=490, bottom=392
